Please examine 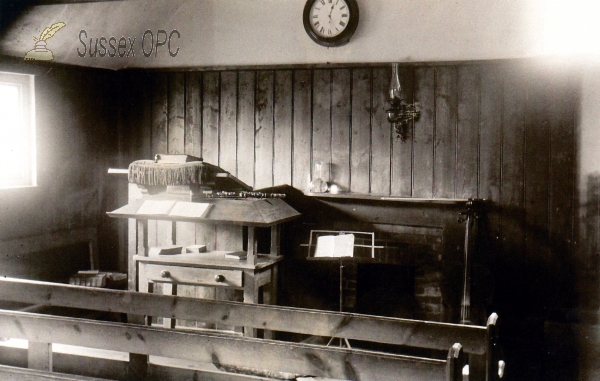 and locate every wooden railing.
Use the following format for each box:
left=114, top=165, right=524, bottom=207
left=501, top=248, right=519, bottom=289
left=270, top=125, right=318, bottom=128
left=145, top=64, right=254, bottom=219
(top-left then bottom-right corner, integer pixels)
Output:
left=0, top=278, right=503, bottom=381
